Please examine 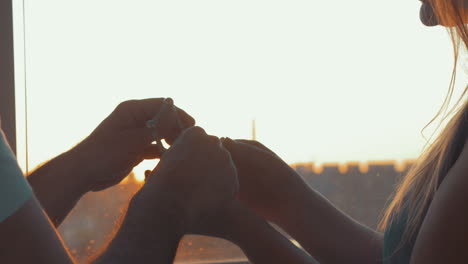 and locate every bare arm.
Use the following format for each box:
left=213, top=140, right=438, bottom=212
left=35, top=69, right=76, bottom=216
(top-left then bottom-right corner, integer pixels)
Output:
left=277, top=187, right=383, bottom=264
left=0, top=196, right=75, bottom=263
left=27, top=149, right=88, bottom=226
left=223, top=138, right=383, bottom=264
left=410, top=140, right=468, bottom=263
left=94, top=126, right=241, bottom=264
left=220, top=201, right=316, bottom=264
left=92, top=194, right=184, bottom=264
left=0, top=189, right=184, bottom=264
left=3, top=126, right=231, bottom=264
